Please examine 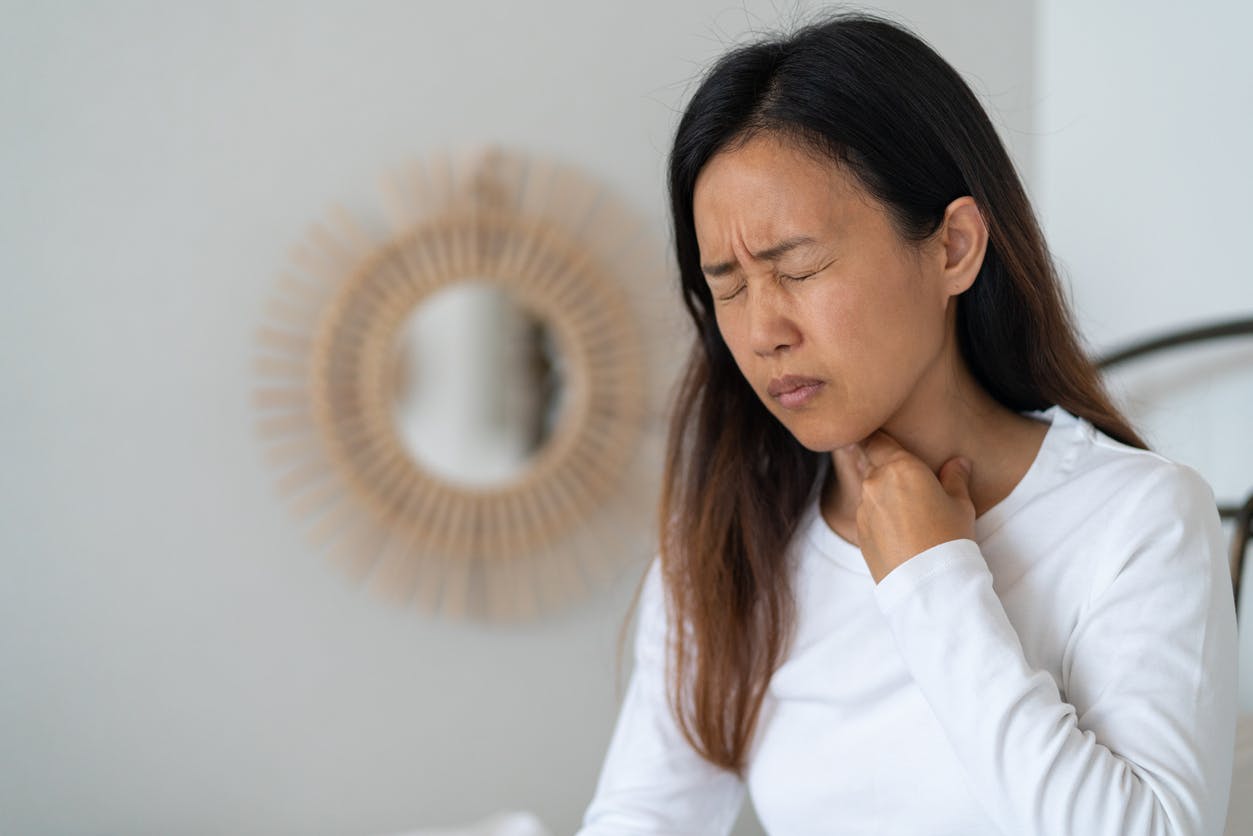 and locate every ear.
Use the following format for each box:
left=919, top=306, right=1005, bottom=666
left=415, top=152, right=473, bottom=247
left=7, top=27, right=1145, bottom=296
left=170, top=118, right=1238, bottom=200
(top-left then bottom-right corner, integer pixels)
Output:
left=936, top=196, right=988, bottom=297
